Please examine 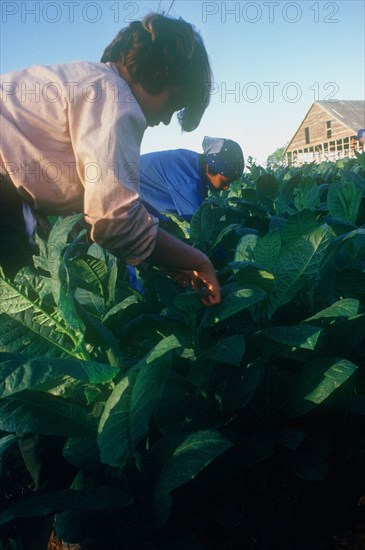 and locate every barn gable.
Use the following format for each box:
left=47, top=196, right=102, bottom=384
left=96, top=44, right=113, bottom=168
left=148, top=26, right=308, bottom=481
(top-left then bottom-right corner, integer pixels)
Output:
left=285, top=100, right=365, bottom=164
